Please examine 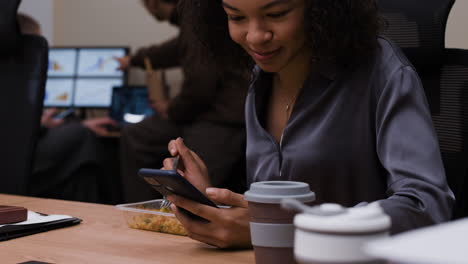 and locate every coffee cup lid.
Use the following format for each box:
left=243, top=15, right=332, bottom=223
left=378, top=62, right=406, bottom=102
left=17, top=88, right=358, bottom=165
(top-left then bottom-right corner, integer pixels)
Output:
left=244, top=181, right=316, bottom=204
left=294, top=202, right=391, bottom=233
